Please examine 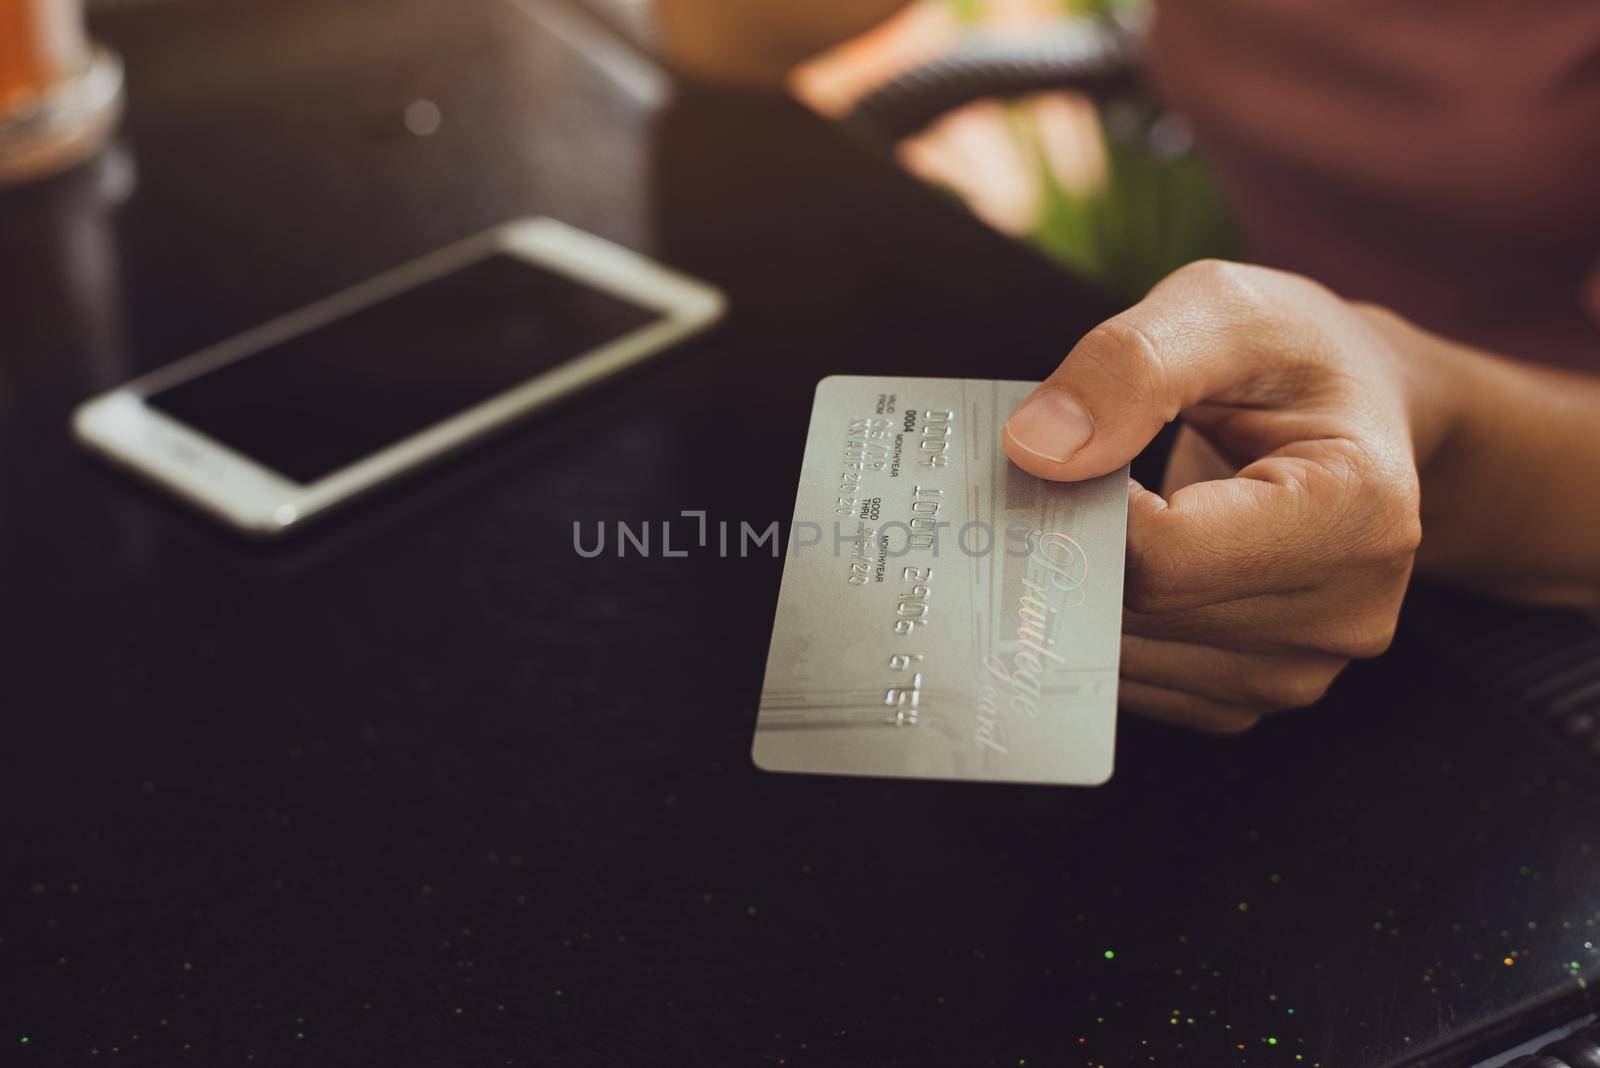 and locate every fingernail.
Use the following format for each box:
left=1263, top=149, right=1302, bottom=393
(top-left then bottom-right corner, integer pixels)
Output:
left=1004, top=389, right=1094, bottom=463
